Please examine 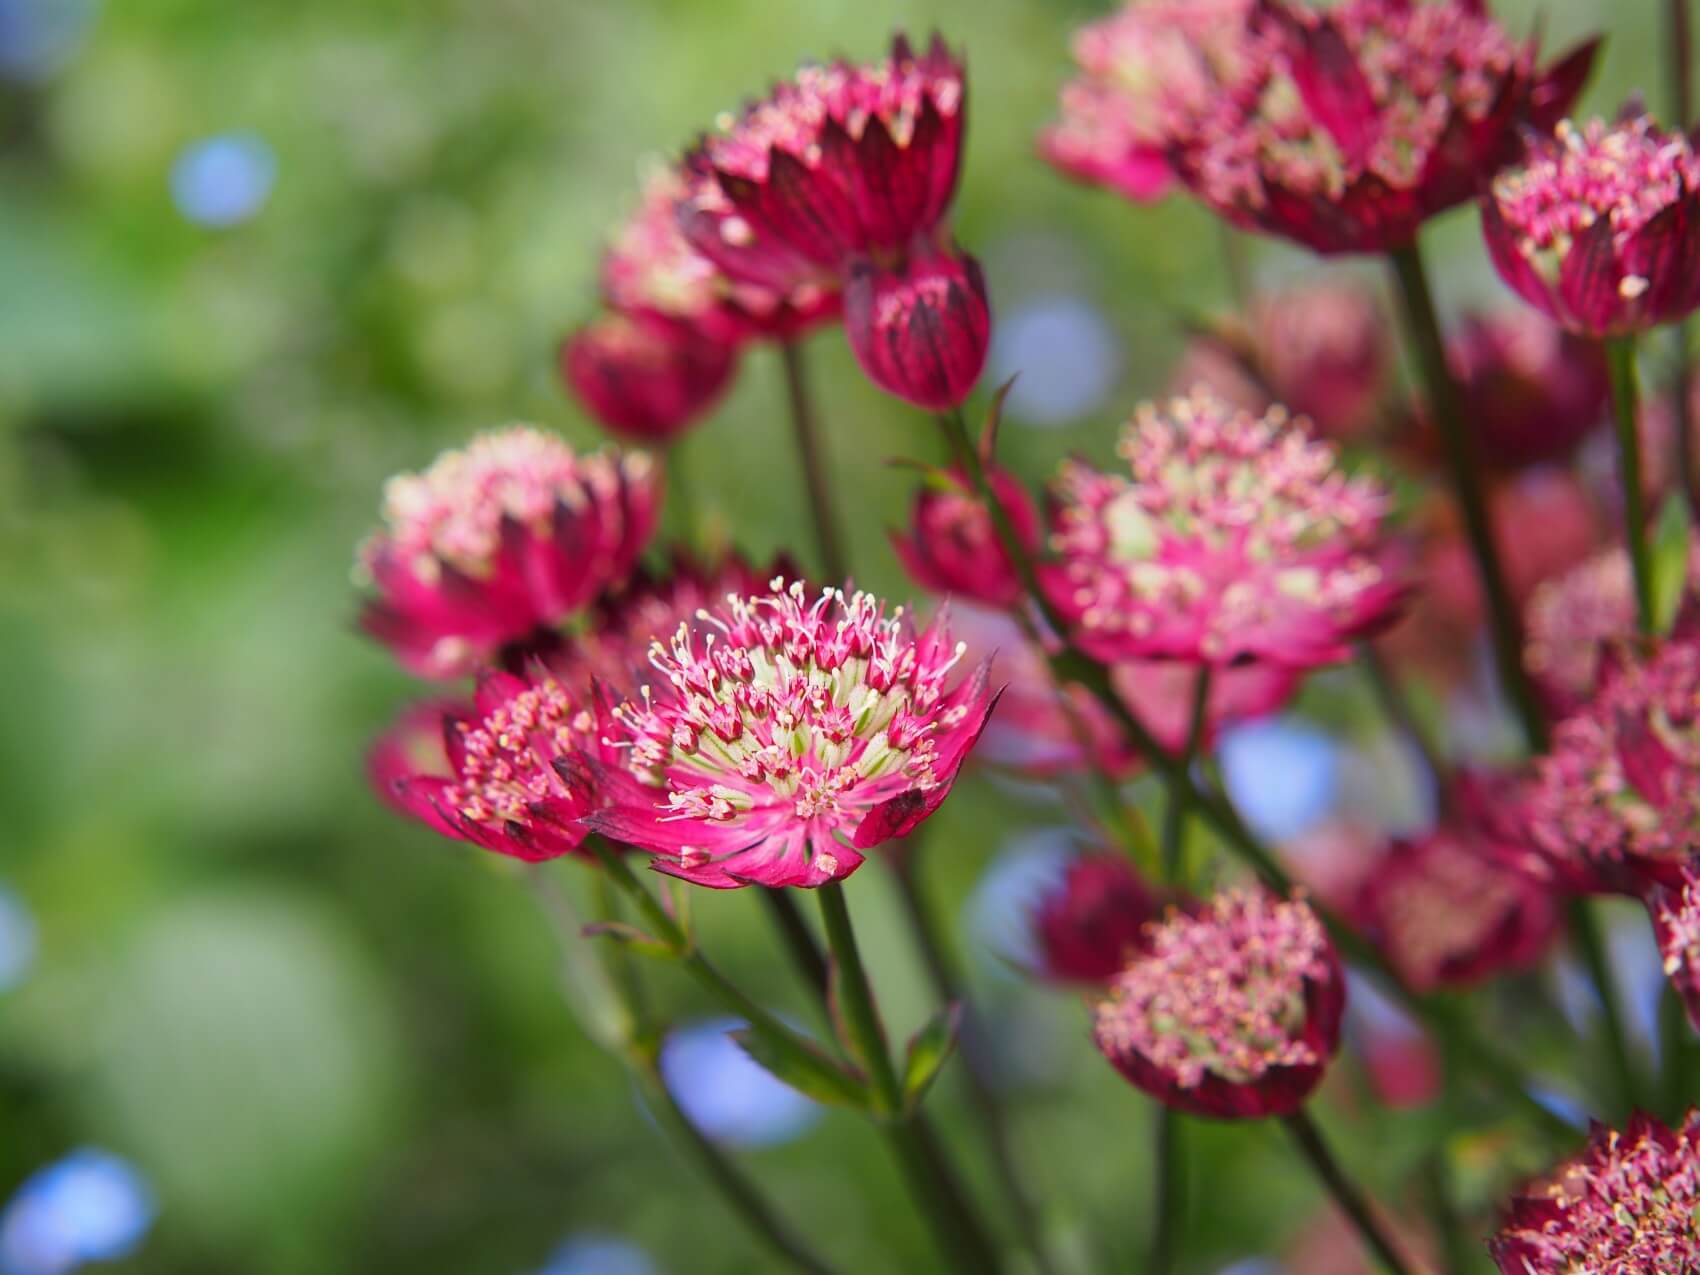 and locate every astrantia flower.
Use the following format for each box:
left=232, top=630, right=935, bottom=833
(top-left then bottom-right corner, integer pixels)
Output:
left=1443, top=311, right=1607, bottom=471
left=1030, top=852, right=1161, bottom=983
left=1041, top=0, right=1255, bottom=204
left=1044, top=390, right=1404, bottom=668
left=1525, top=637, right=1700, bottom=895
left=1489, top=1110, right=1700, bottom=1274
left=357, top=428, right=659, bottom=677
left=561, top=313, right=737, bottom=444
left=1356, top=826, right=1558, bottom=993
left=1485, top=115, right=1700, bottom=338
left=1093, top=888, right=1344, bottom=1118
left=1165, top=0, right=1596, bottom=255
left=1647, top=862, right=1700, bottom=1034
left=845, top=244, right=990, bottom=411
left=372, top=671, right=607, bottom=862
left=586, top=581, right=996, bottom=889
left=892, top=464, right=1041, bottom=609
